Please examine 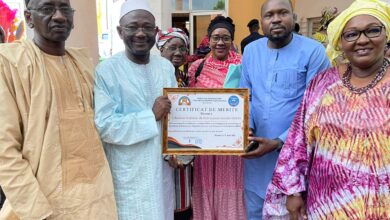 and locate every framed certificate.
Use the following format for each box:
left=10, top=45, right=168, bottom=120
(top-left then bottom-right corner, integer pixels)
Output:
left=162, top=88, right=249, bottom=155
